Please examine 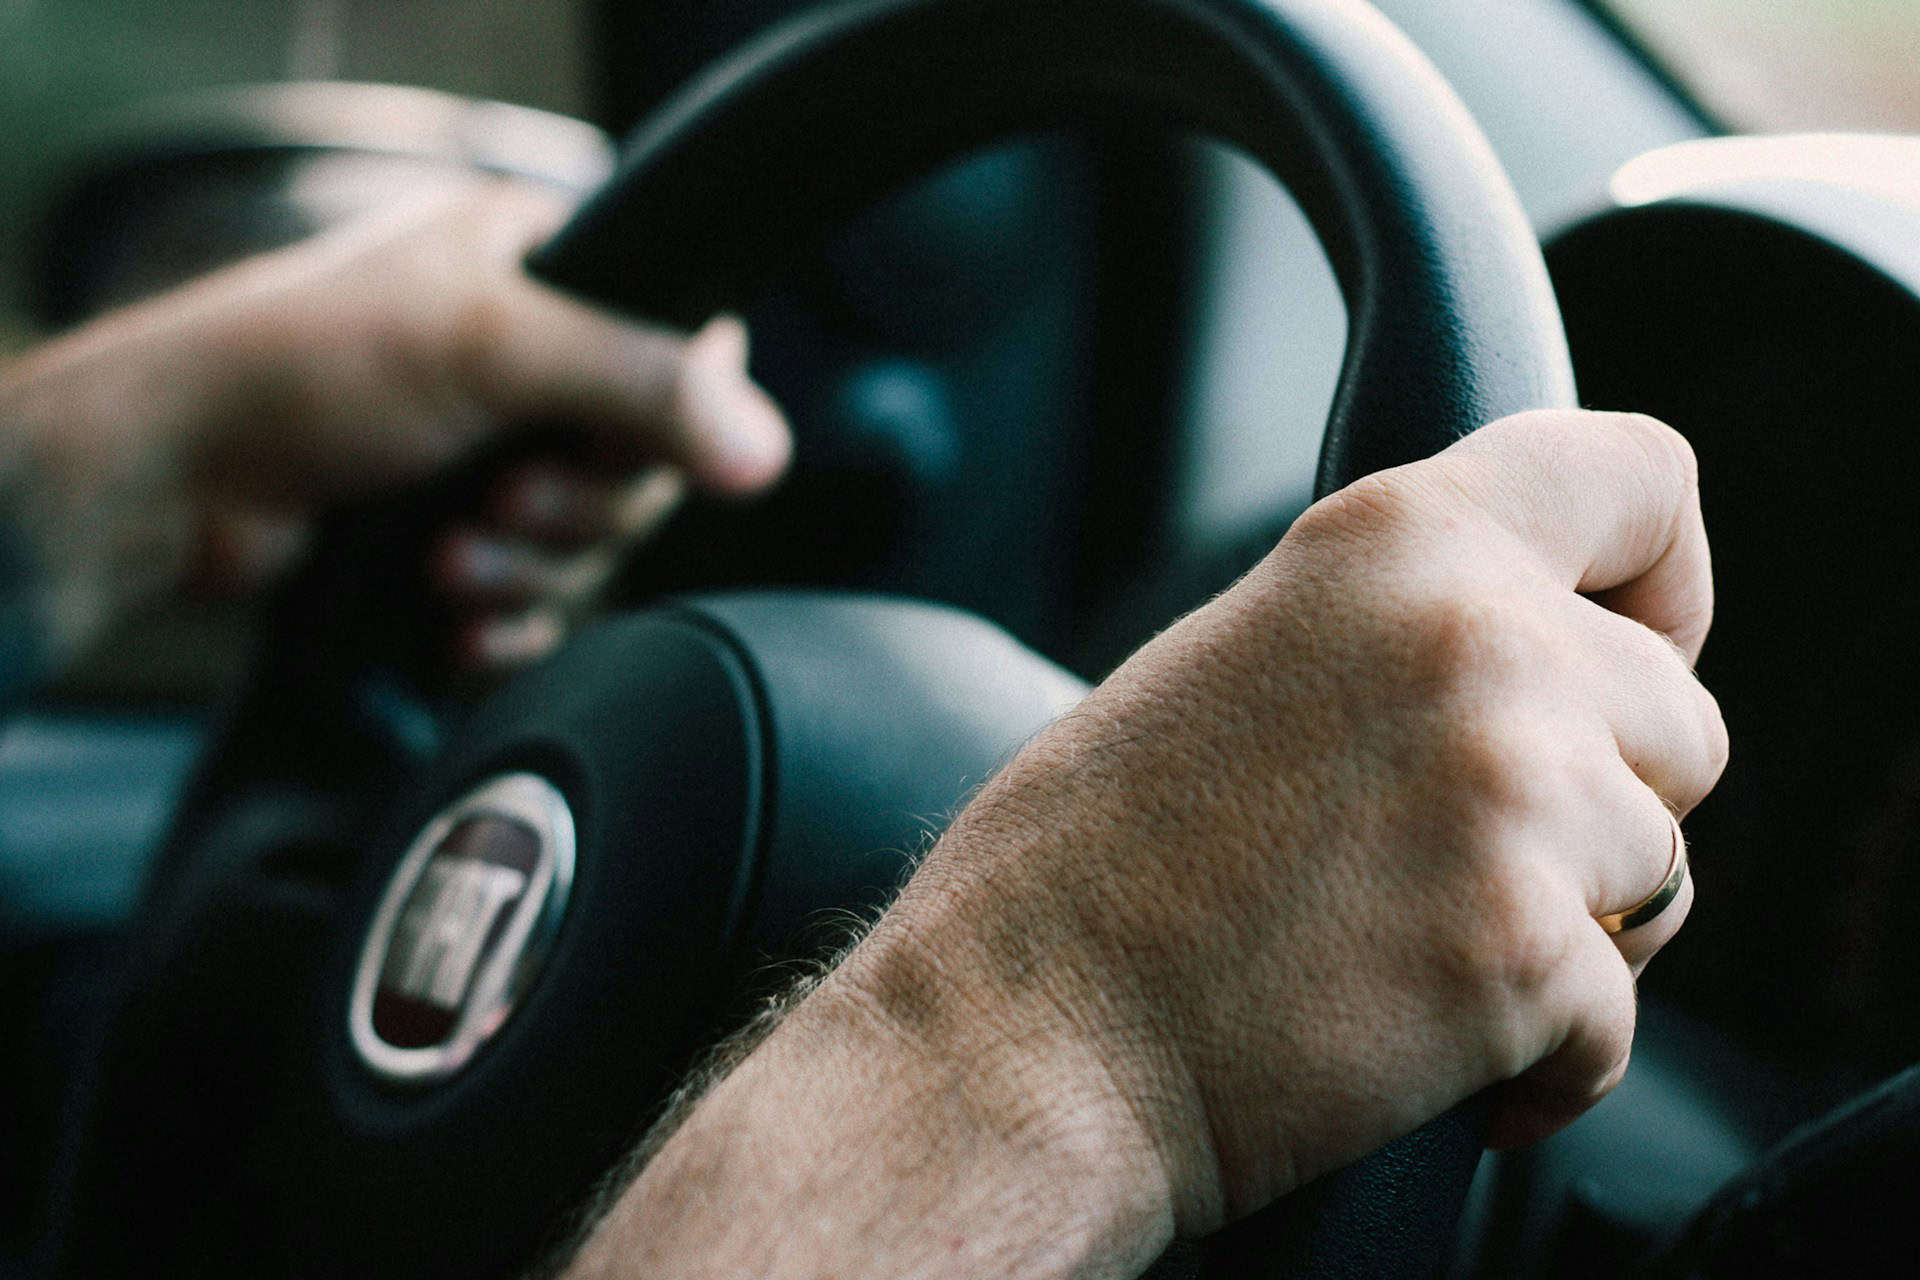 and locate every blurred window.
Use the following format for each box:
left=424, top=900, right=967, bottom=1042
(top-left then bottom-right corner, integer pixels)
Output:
left=1604, top=0, right=1920, bottom=132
